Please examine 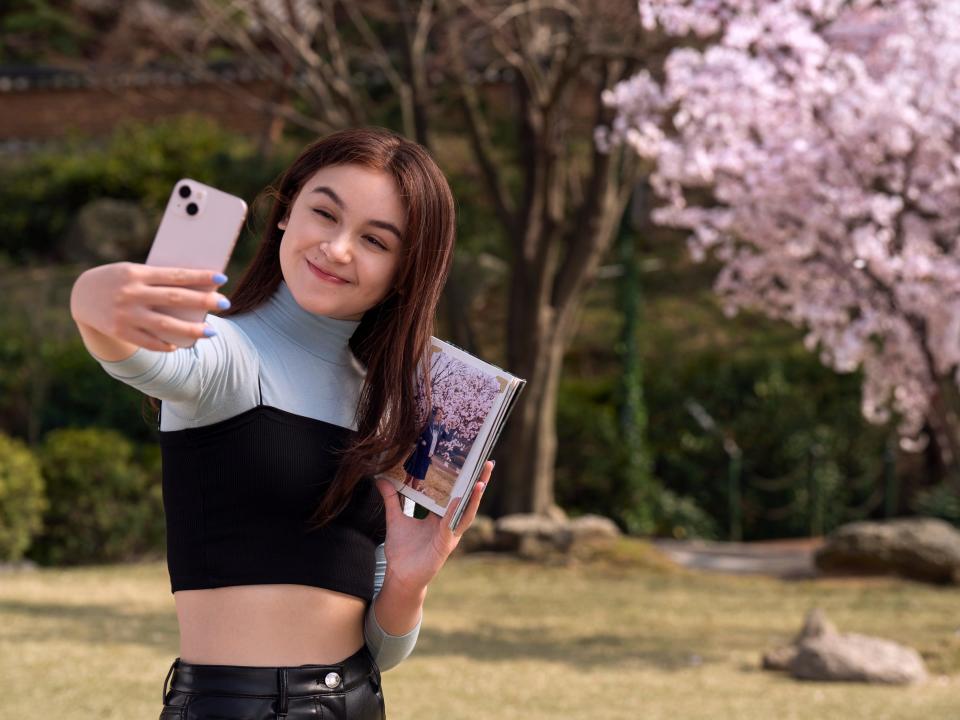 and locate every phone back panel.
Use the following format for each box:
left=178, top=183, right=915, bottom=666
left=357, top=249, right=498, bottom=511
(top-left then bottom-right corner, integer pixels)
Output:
left=146, top=179, right=247, bottom=327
